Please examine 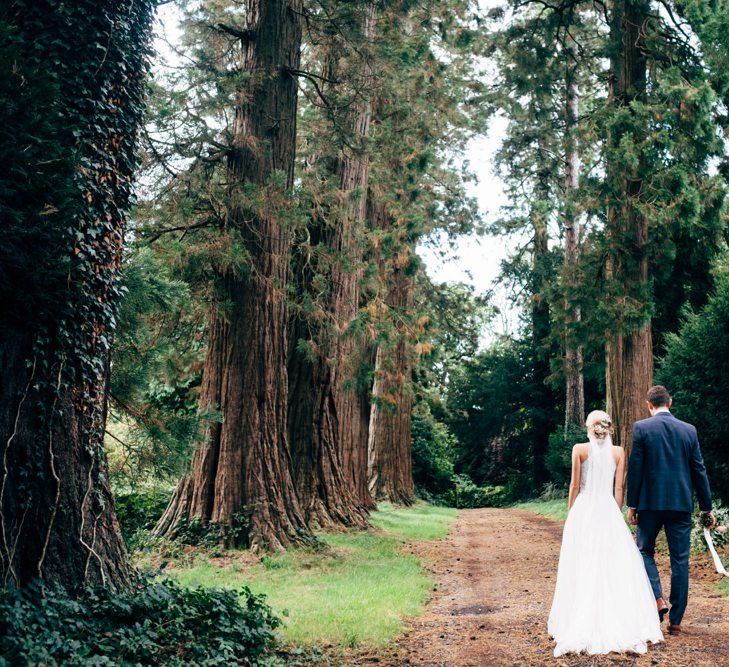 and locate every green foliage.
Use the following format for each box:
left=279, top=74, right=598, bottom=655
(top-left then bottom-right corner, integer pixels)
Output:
left=443, top=475, right=508, bottom=509
left=172, top=513, right=252, bottom=554
left=538, top=482, right=568, bottom=503
left=0, top=20, right=77, bottom=324
left=575, top=2, right=726, bottom=347
left=485, top=0, right=727, bottom=407
left=108, top=245, right=204, bottom=487
left=446, top=336, right=559, bottom=492
left=659, top=261, right=729, bottom=502
left=15, top=0, right=153, bottom=397
left=413, top=280, right=493, bottom=395
left=114, top=489, right=172, bottom=549
left=545, top=425, right=586, bottom=489
left=0, top=578, right=281, bottom=666
left=411, top=402, right=456, bottom=496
